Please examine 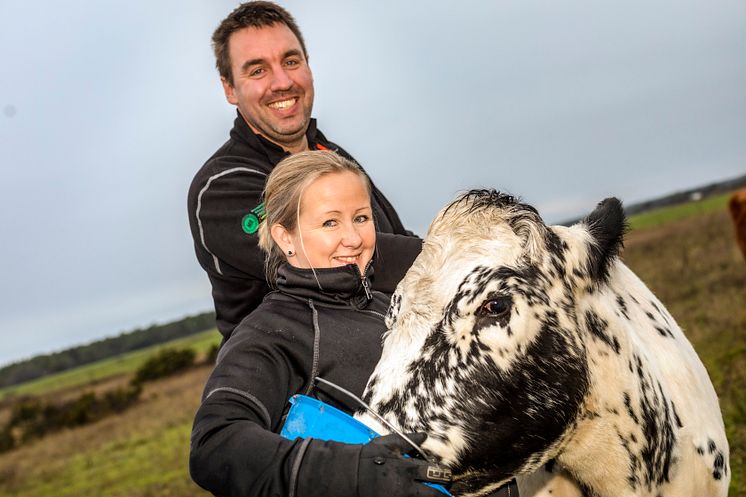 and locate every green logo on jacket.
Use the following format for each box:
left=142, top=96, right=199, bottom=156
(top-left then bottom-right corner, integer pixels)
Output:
left=242, top=202, right=266, bottom=235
